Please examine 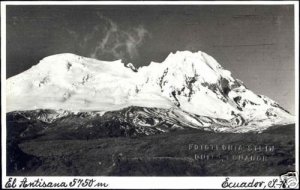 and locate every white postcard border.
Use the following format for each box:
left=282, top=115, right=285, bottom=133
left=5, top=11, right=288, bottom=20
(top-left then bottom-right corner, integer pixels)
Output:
left=1, top=1, right=299, bottom=189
